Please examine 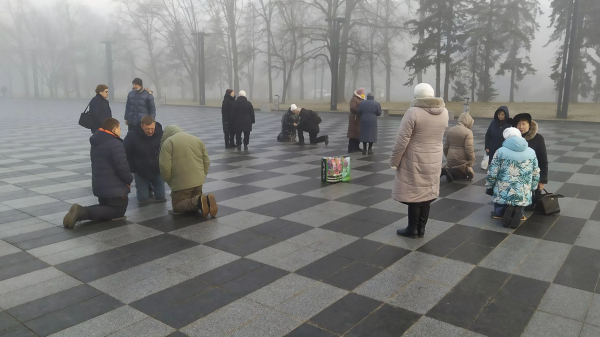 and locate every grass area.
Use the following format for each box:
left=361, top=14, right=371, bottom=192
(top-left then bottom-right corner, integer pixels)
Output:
left=160, top=98, right=600, bottom=122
